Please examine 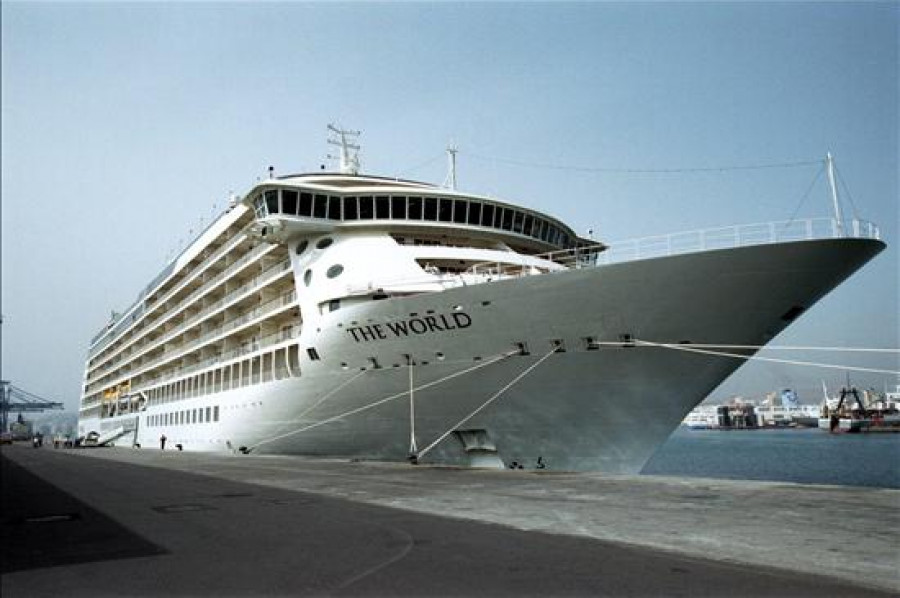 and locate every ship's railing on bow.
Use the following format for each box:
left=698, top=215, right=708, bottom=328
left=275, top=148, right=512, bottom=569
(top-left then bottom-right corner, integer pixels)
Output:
left=596, top=218, right=880, bottom=266
left=467, top=218, right=880, bottom=279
